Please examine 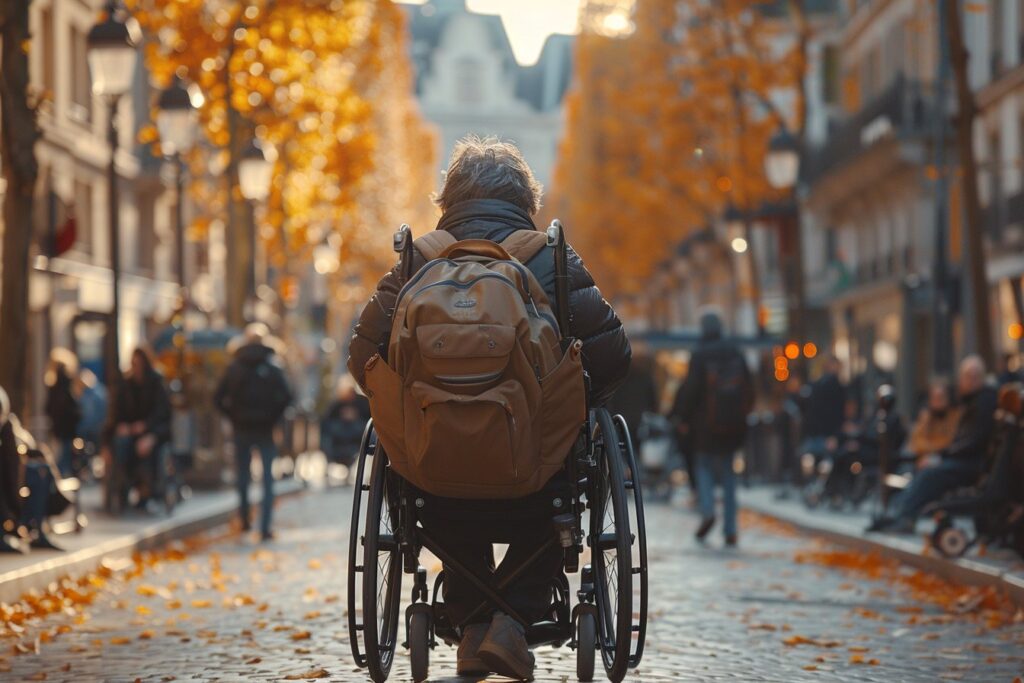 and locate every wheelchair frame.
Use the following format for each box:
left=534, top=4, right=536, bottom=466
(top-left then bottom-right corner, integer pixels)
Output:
left=347, top=407, right=648, bottom=683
